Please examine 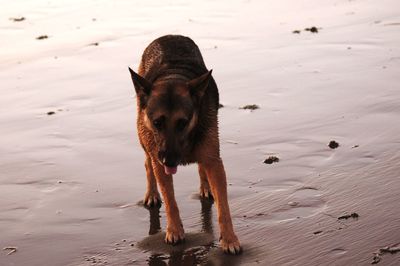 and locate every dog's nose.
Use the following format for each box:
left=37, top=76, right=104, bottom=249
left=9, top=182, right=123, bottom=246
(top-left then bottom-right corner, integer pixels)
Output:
left=158, top=150, right=179, bottom=167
